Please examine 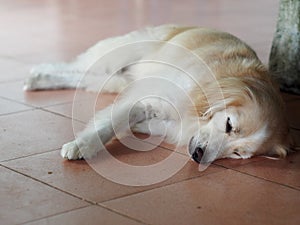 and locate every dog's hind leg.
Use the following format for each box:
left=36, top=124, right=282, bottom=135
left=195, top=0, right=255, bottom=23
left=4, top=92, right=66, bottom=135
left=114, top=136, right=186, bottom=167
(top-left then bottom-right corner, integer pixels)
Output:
left=24, top=61, right=132, bottom=93
left=24, top=63, right=84, bottom=91
left=24, top=25, right=179, bottom=92
left=23, top=48, right=133, bottom=92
